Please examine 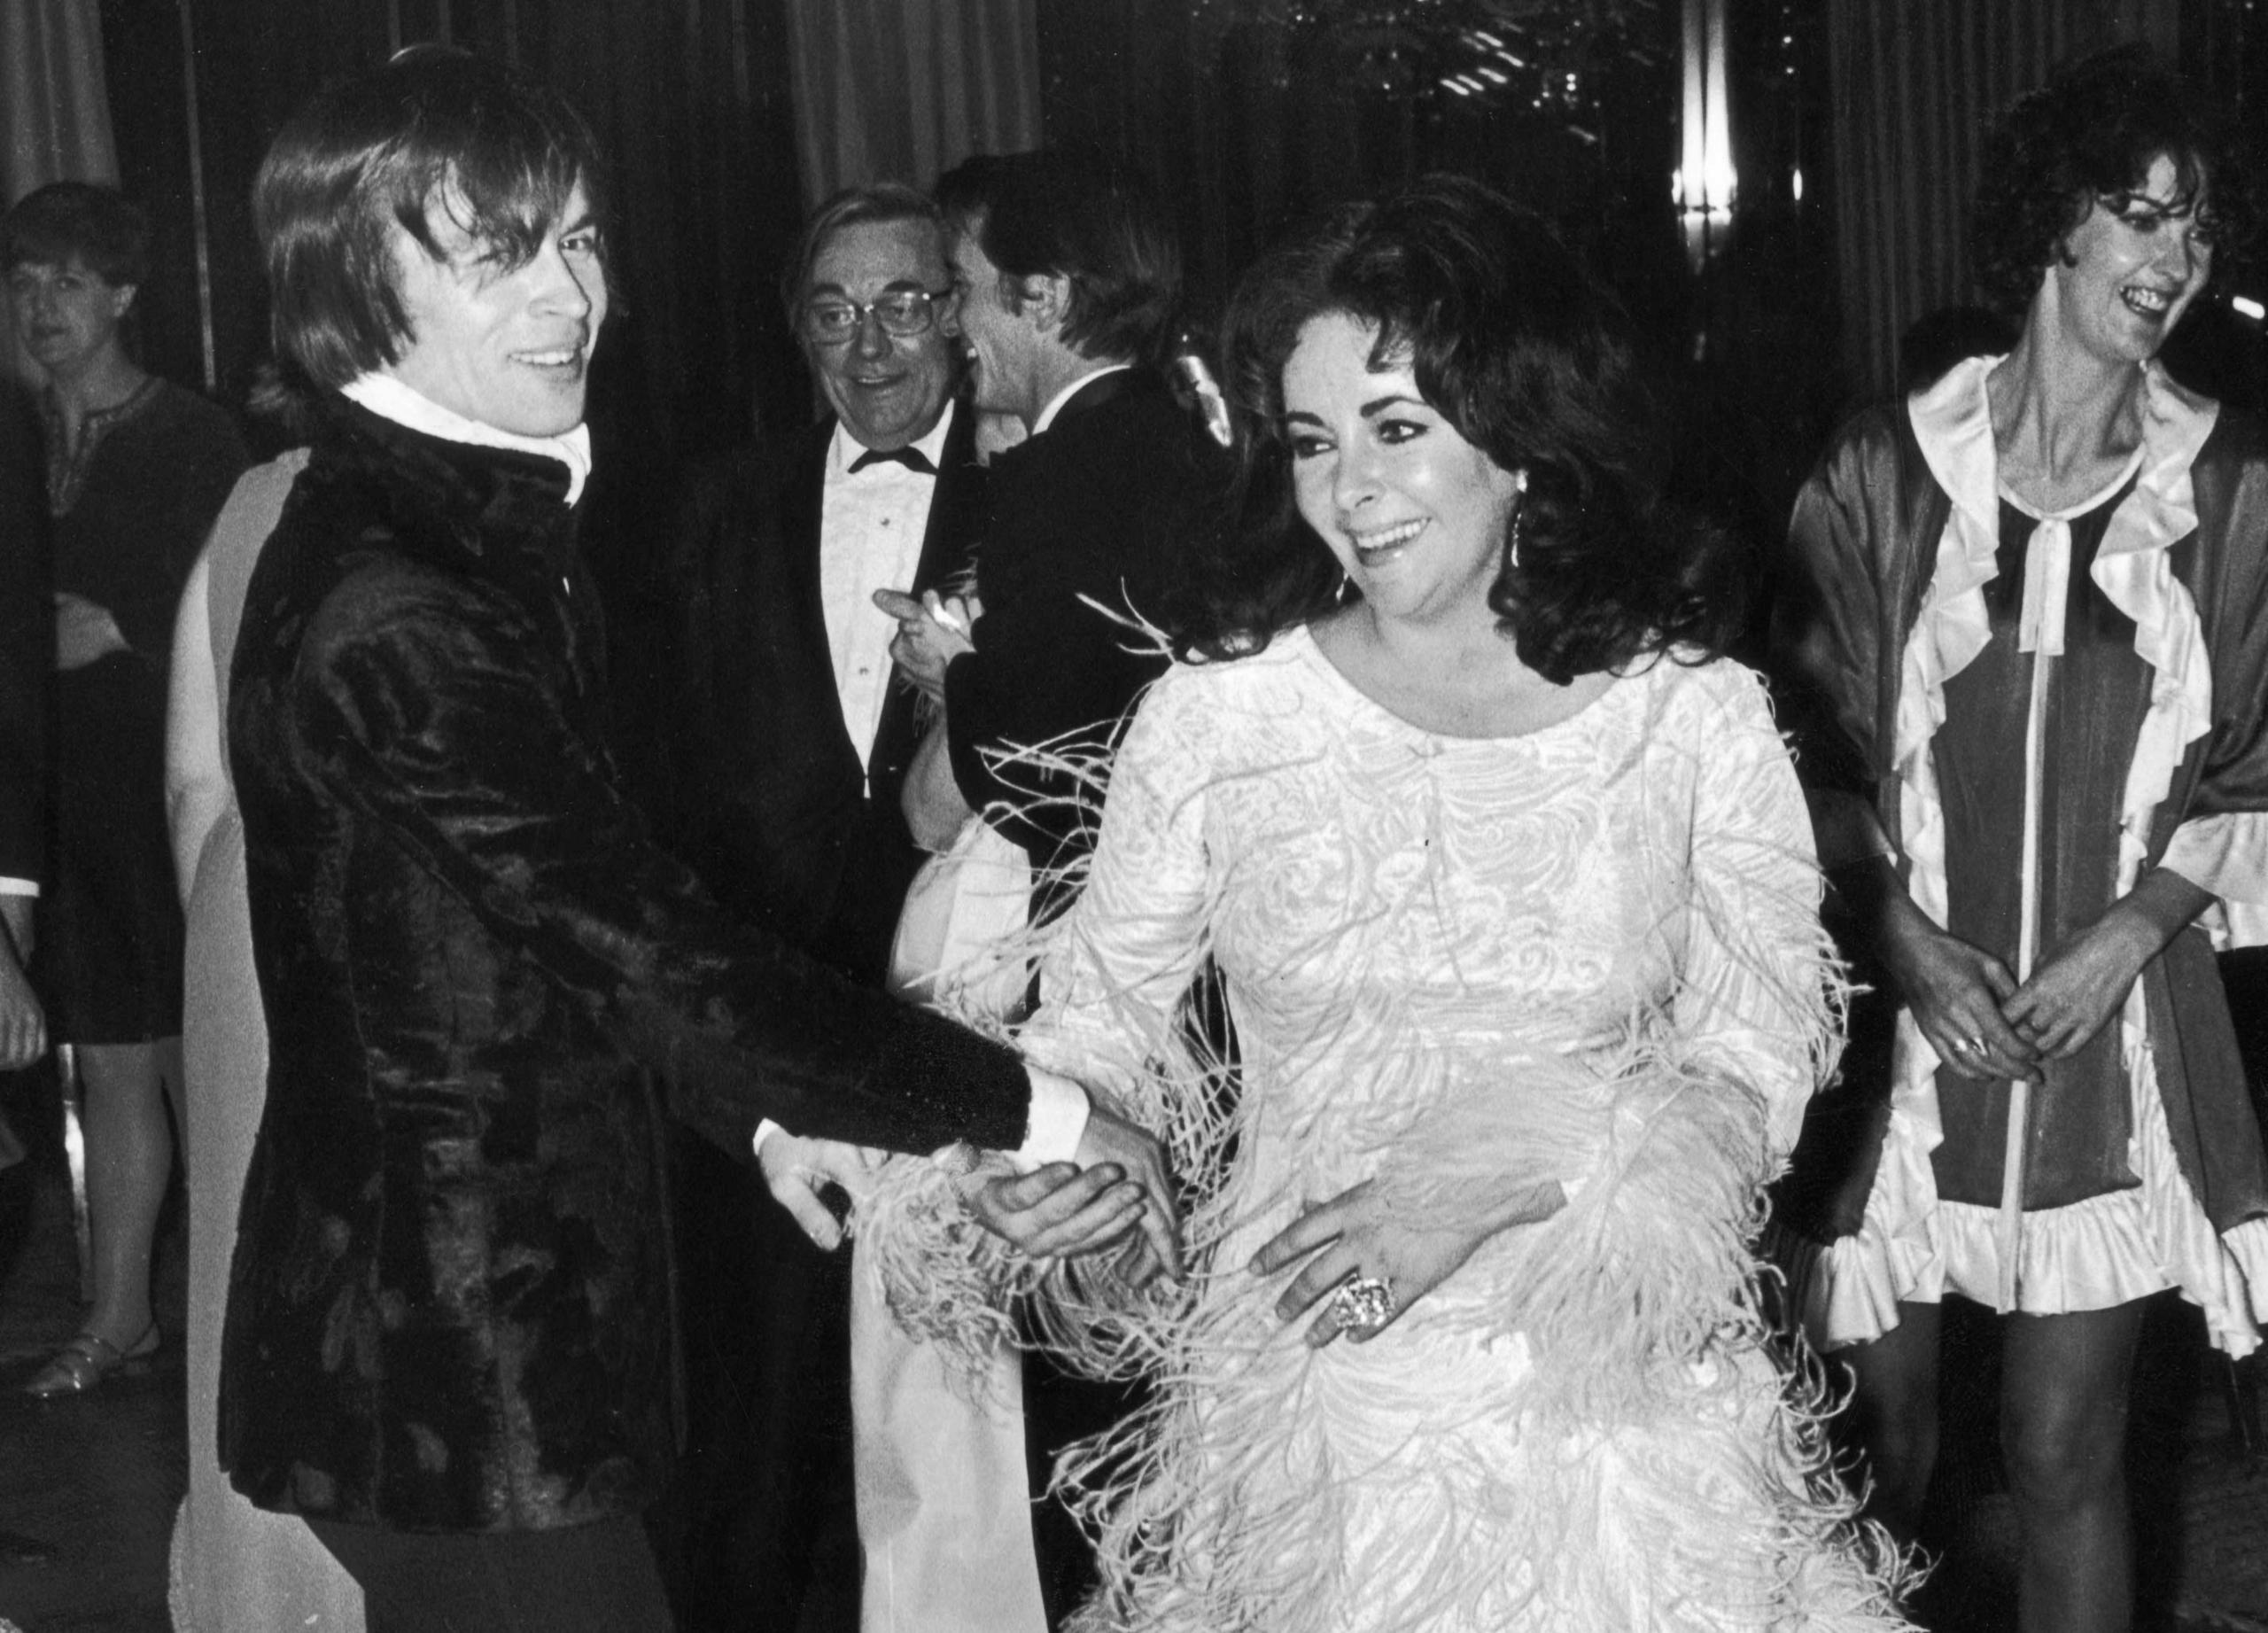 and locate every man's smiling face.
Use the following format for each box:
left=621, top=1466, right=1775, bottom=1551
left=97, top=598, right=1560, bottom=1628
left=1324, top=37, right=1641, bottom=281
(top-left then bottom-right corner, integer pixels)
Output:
left=803, top=216, right=958, bottom=452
